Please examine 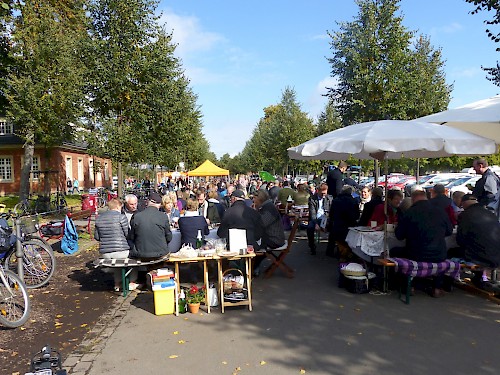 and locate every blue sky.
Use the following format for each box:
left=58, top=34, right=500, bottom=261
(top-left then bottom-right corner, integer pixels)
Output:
left=157, top=0, right=499, bottom=158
